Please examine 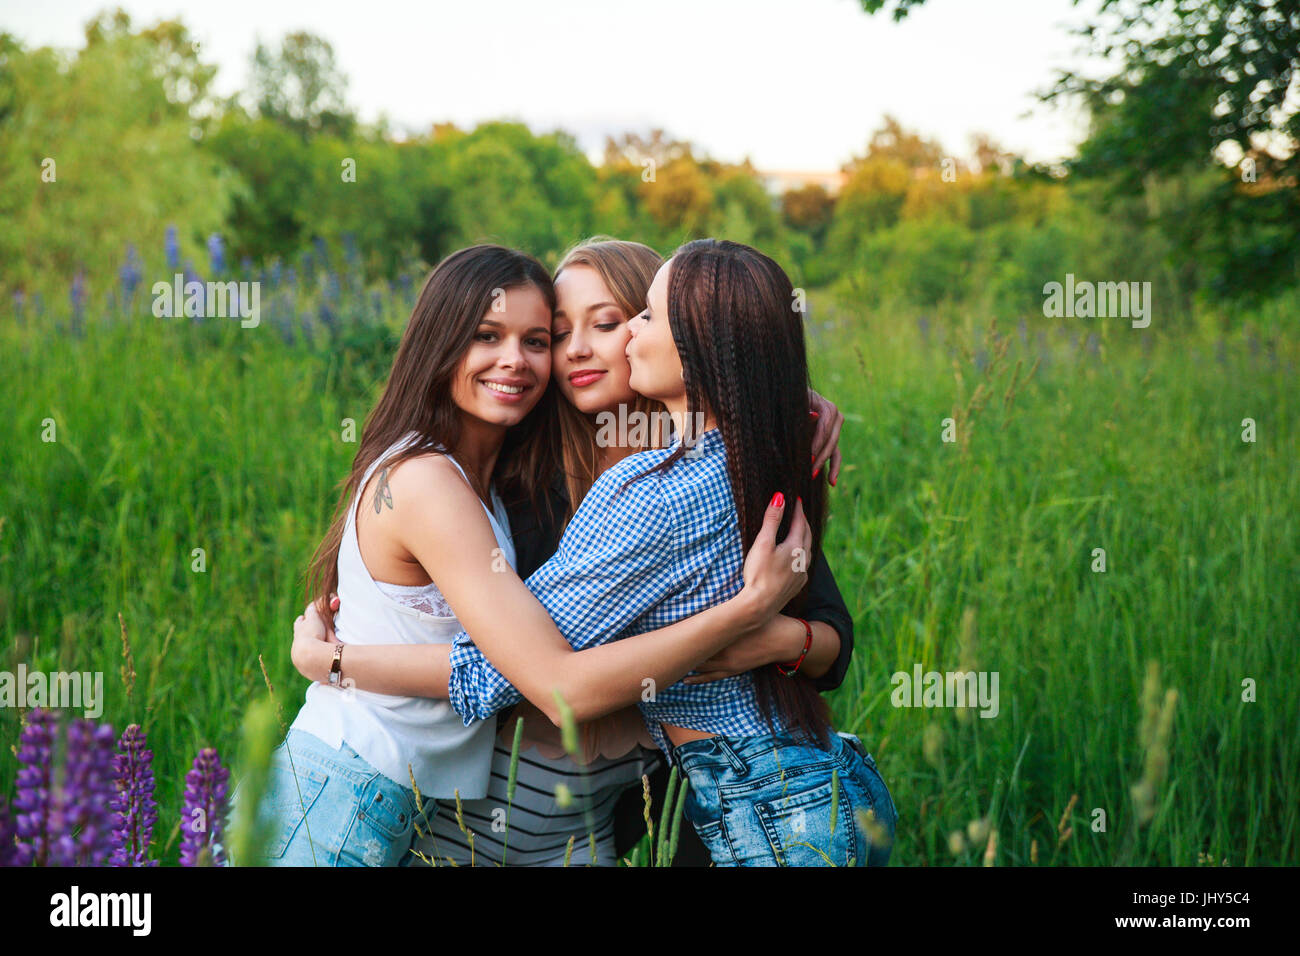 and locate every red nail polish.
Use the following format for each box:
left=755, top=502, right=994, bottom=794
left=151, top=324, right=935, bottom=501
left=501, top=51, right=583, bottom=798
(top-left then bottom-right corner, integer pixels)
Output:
left=771, top=492, right=784, bottom=509
left=809, top=410, right=820, bottom=418
left=813, top=466, right=820, bottom=479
